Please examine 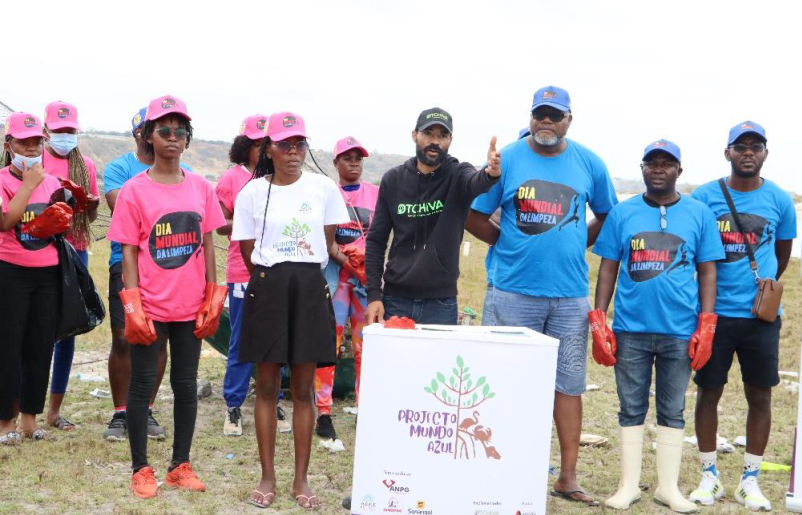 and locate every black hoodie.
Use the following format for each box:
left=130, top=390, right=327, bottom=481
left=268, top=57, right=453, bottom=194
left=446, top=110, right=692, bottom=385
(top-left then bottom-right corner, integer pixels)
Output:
left=365, top=155, right=499, bottom=302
